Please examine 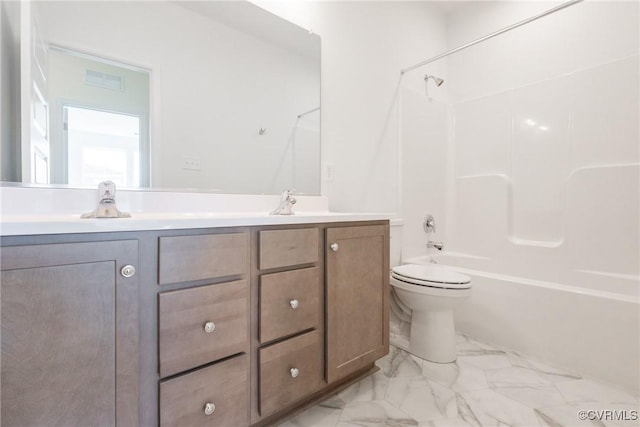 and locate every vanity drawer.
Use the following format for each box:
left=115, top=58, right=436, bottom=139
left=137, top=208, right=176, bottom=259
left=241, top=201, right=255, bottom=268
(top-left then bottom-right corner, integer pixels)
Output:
left=259, top=228, right=319, bottom=270
left=259, top=330, right=324, bottom=416
left=160, top=354, right=248, bottom=427
left=158, top=232, right=248, bottom=285
left=159, top=280, right=248, bottom=378
left=260, top=267, right=321, bottom=343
